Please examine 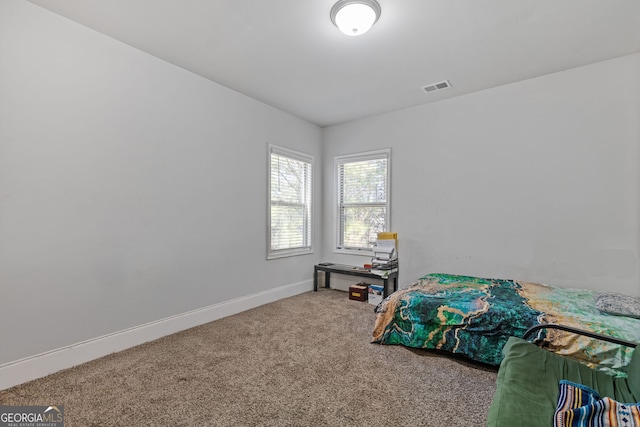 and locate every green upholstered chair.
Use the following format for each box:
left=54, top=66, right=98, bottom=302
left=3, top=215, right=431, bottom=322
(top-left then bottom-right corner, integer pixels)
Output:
left=486, top=326, right=639, bottom=427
